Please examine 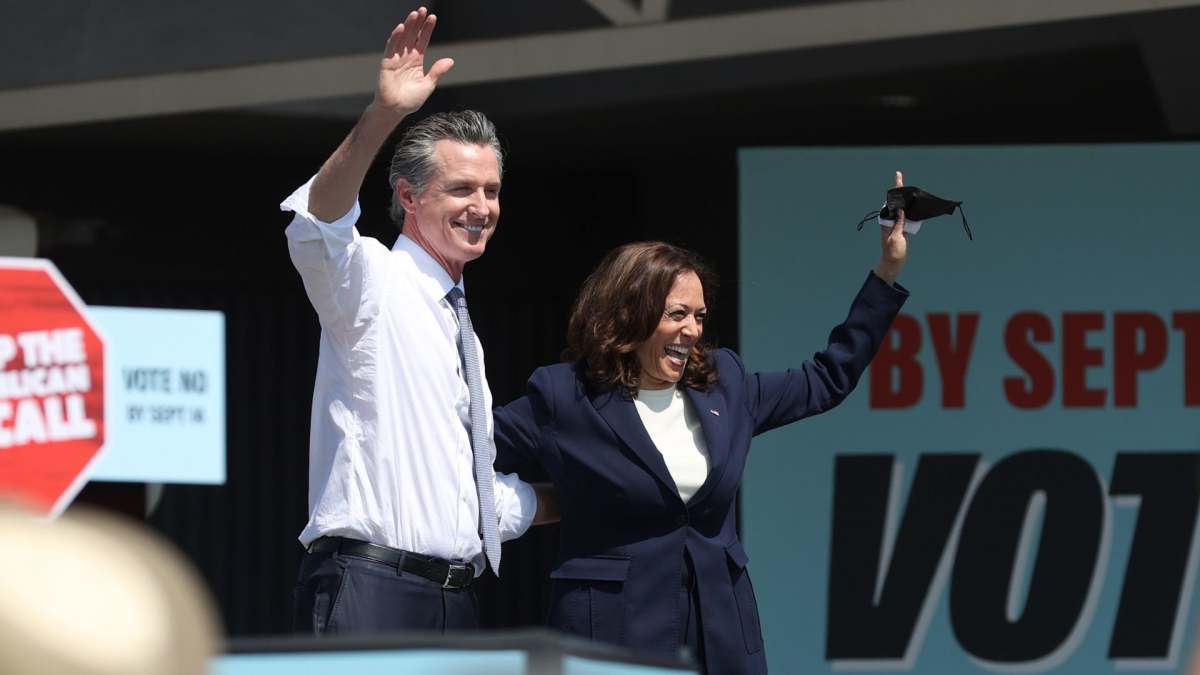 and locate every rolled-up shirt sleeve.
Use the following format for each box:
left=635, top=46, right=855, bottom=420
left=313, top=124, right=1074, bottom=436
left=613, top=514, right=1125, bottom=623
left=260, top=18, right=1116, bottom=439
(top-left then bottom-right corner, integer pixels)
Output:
left=280, top=176, right=370, bottom=335
left=494, top=470, right=537, bottom=542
